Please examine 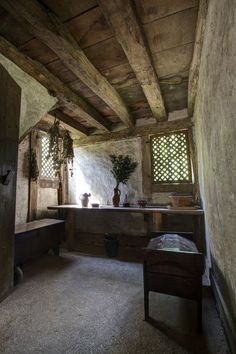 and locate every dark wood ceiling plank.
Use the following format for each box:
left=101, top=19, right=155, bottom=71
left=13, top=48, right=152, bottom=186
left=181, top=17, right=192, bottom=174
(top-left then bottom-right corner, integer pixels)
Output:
left=0, top=8, right=32, bottom=46
left=0, top=35, right=111, bottom=132
left=135, top=0, right=198, bottom=24
left=83, top=37, right=127, bottom=71
left=102, top=62, right=139, bottom=90
left=1, top=0, right=134, bottom=128
left=160, top=81, right=188, bottom=112
left=19, top=38, right=57, bottom=64
left=98, top=0, right=166, bottom=121
left=66, top=6, right=113, bottom=49
left=153, top=43, right=194, bottom=79
left=144, top=7, right=198, bottom=54
left=68, top=79, right=95, bottom=99
left=74, top=117, right=192, bottom=146
left=45, top=59, right=78, bottom=83
left=41, top=0, right=97, bottom=22
left=188, top=0, right=208, bottom=116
